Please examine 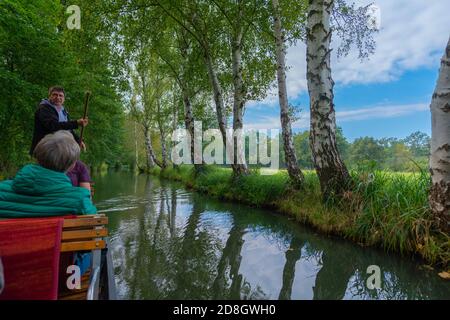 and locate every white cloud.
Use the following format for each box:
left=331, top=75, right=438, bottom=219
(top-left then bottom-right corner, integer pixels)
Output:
left=336, top=103, right=428, bottom=121
left=244, top=115, right=283, bottom=130
left=245, top=103, right=429, bottom=130
left=249, top=0, right=450, bottom=106
left=332, top=0, right=450, bottom=86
